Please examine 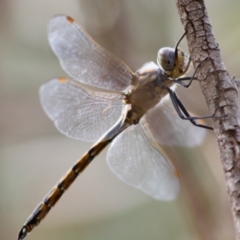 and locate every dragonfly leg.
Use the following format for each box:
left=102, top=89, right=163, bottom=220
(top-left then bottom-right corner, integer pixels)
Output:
left=167, top=88, right=214, bottom=130
left=173, top=76, right=197, bottom=87
left=174, top=32, right=186, bottom=52
left=174, top=57, right=211, bottom=88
